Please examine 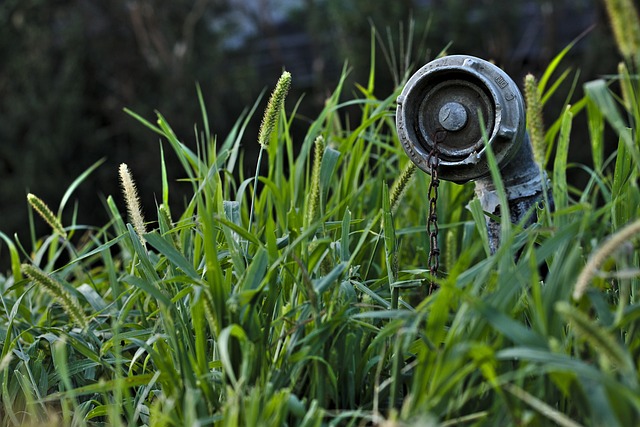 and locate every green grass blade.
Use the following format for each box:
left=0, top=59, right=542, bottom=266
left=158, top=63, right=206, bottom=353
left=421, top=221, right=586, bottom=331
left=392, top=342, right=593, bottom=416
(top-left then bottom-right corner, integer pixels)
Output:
left=556, top=301, right=636, bottom=380
left=58, top=158, right=106, bottom=216
left=553, top=106, right=573, bottom=215
left=144, top=231, right=198, bottom=279
left=314, top=262, right=347, bottom=294
left=585, top=80, right=640, bottom=170
left=0, top=232, right=22, bottom=281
